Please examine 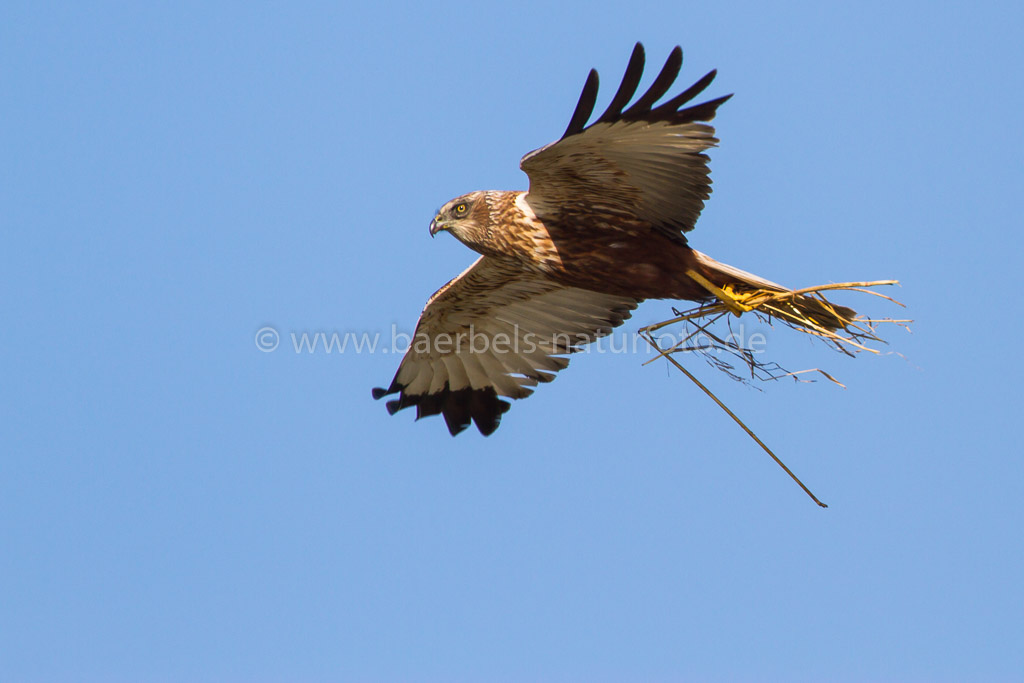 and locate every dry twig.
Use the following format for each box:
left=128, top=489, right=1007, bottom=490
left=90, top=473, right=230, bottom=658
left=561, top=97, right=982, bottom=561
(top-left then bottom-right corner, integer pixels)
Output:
left=639, top=279, right=910, bottom=507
